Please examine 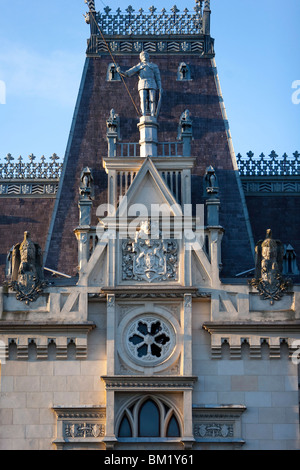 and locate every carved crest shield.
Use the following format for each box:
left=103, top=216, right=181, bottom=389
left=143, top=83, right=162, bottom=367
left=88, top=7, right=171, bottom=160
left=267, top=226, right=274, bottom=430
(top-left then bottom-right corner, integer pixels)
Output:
left=122, top=221, right=178, bottom=283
